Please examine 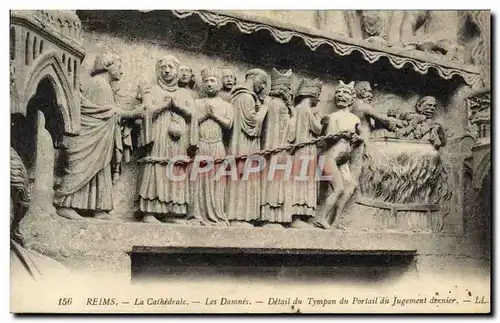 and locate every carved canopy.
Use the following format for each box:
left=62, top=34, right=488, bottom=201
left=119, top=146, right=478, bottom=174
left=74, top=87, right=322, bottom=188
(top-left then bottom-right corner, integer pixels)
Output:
left=169, top=10, right=482, bottom=87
